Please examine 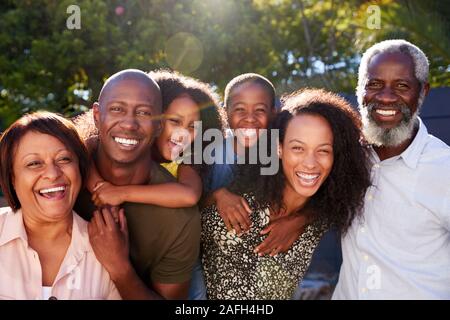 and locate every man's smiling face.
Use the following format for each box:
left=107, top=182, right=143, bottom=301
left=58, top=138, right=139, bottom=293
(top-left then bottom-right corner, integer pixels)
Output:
left=360, top=51, right=423, bottom=147
left=94, top=78, right=161, bottom=165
